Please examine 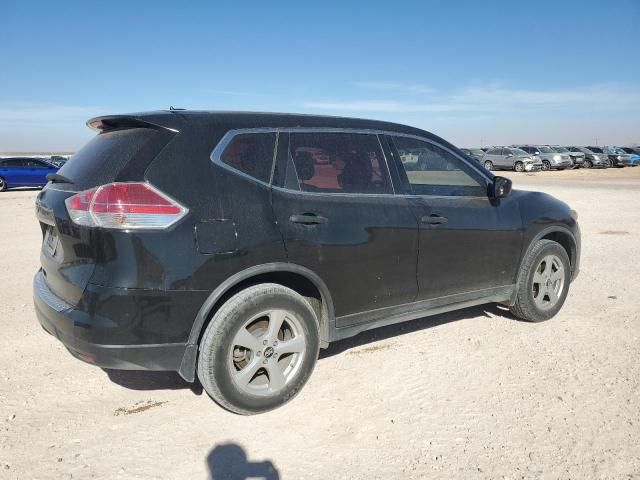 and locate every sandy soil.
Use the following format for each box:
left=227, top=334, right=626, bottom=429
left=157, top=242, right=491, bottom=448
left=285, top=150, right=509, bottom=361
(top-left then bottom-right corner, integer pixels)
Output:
left=1, top=169, right=639, bottom=479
